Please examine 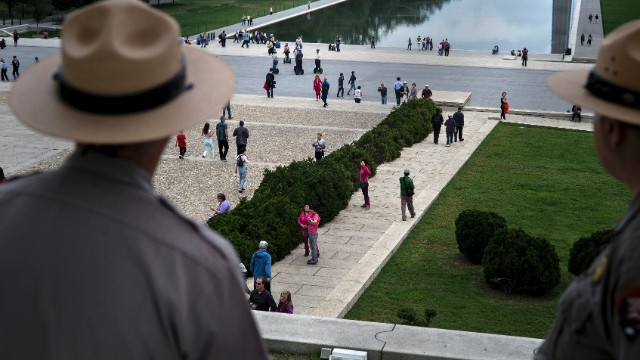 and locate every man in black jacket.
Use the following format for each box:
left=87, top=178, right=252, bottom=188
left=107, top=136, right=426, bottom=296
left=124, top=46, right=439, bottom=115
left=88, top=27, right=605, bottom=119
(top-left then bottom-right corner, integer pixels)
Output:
left=453, top=106, right=464, bottom=141
left=248, top=277, right=277, bottom=311
left=431, top=108, right=444, bottom=144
